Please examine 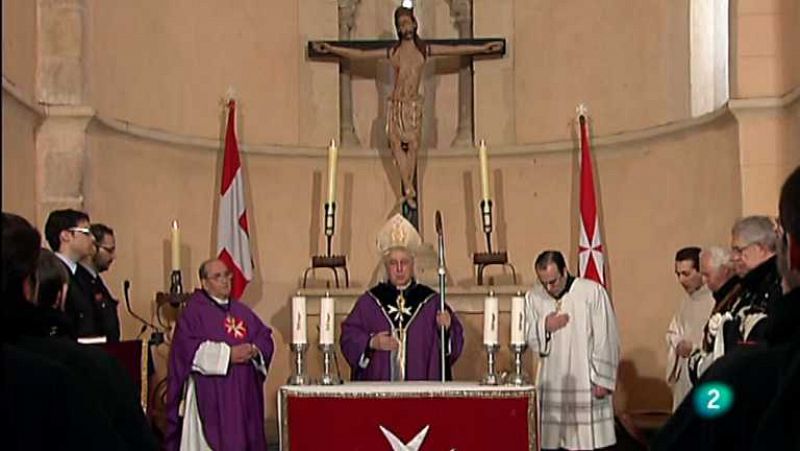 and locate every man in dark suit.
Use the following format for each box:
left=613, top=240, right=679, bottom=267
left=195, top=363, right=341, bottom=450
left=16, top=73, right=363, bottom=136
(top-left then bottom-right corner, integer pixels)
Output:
left=3, top=211, right=158, bottom=450
left=77, top=223, right=121, bottom=342
left=44, top=208, right=97, bottom=338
